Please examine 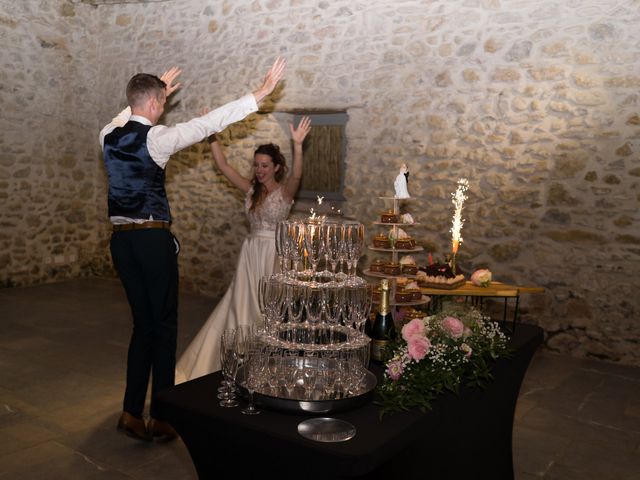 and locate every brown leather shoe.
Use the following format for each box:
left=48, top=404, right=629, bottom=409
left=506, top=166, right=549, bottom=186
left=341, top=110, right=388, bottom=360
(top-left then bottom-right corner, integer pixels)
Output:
left=117, top=412, right=151, bottom=442
left=147, top=418, right=178, bottom=443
